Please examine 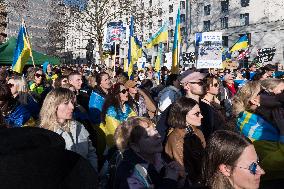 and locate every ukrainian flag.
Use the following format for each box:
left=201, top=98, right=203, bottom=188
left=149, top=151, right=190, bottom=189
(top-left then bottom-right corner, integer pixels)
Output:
left=229, top=35, right=248, bottom=53
left=128, top=16, right=142, bottom=77
left=145, top=22, right=168, bottom=49
left=155, top=43, right=163, bottom=72
left=171, top=8, right=181, bottom=74
left=12, top=22, right=32, bottom=73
